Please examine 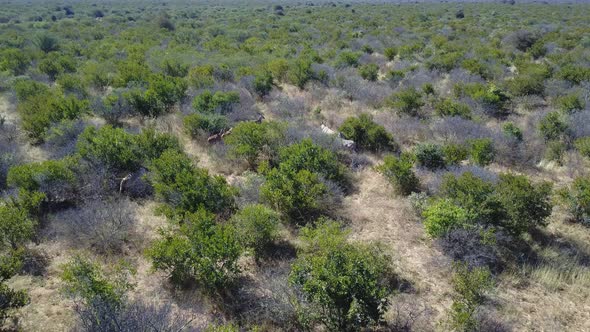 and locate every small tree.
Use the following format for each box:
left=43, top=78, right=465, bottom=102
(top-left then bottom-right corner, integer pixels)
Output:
left=183, top=113, right=228, bottom=137
left=443, top=143, right=469, bottom=166
left=493, top=173, right=552, bottom=235
left=35, top=34, right=59, bottom=53
left=148, top=209, right=242, bottom=289
left=559, top=177, right=590, bottom=225
left=253, top=71, right=274, bottom=98
left=231, top=204, right=280, bottom=260
left=290, top=220, right=393, bottom=331
left=448, top=262, right=493, bottom=332
left=358, top=63, right=379, bottom=81
left=434, top=98, right=472, bottom=119
left=574, top=137, right=590, bottom=159
left=468, top=138, right=495, bottom=166
left=224, top=121, right=286, bottom=168
left=384, top=47, right=397, bottom=61
left=388, top=87, right=424, bottom=117
left=539, top=111, right=568, bottom=141
left=414, top=143, right=446, bottom=170
left=77, top=125, right=141, bottom=171
left=338, top=114, right=397, bottom=152
left=502, top=122, right=523, bottom=141
left=376, top=154, right=419, bottom=196
left=288, top=57, right=313, bottom=89
left=422, top=199, right=469, bottom=237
